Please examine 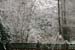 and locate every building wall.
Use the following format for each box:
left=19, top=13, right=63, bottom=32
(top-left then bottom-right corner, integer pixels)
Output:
left=65, top=0, right=75, bottom=42
left=59, top=0, right=75, bottom=43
